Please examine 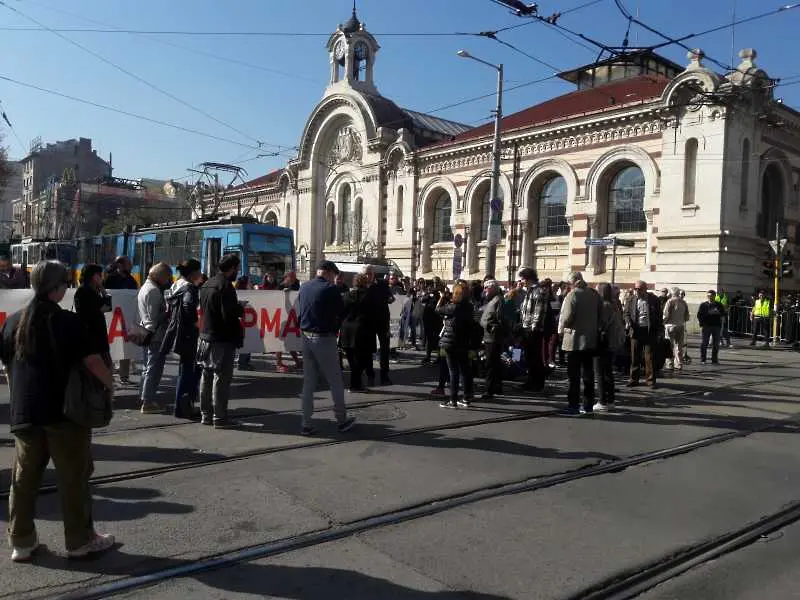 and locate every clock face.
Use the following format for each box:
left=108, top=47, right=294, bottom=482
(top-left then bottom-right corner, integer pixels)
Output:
left=334, top=40, right=346, bottom=61
left=354, top=42, right=369, bottom=61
